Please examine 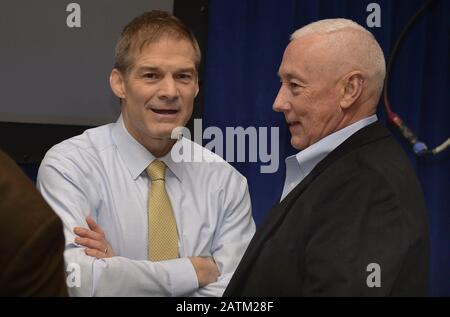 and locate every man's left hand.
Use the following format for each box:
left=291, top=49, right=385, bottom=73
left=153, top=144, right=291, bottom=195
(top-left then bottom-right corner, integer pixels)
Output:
left=74, top=217, right=116, bottom=259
